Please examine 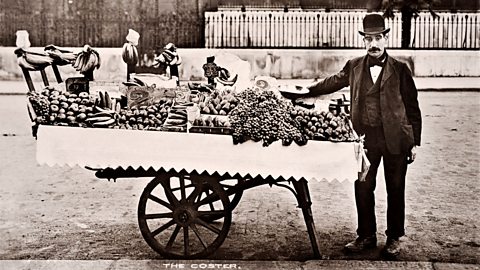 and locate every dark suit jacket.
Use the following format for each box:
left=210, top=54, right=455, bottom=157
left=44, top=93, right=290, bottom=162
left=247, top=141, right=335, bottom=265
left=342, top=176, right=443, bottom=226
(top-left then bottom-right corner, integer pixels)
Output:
left=307, top=55, right=422, bottom=154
